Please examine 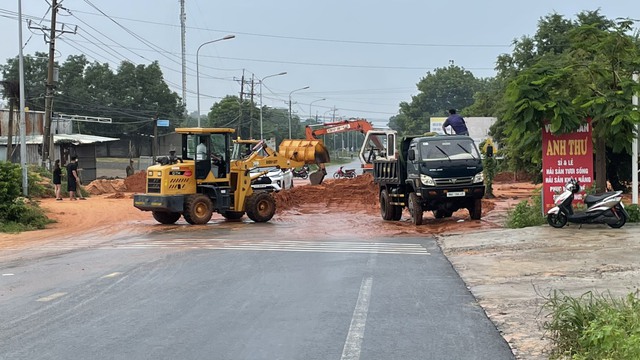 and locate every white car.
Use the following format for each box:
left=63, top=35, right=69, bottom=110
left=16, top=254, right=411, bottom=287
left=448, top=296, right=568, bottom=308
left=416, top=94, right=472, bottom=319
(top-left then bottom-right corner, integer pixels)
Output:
left=250, top=167, right=294, bottom=191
